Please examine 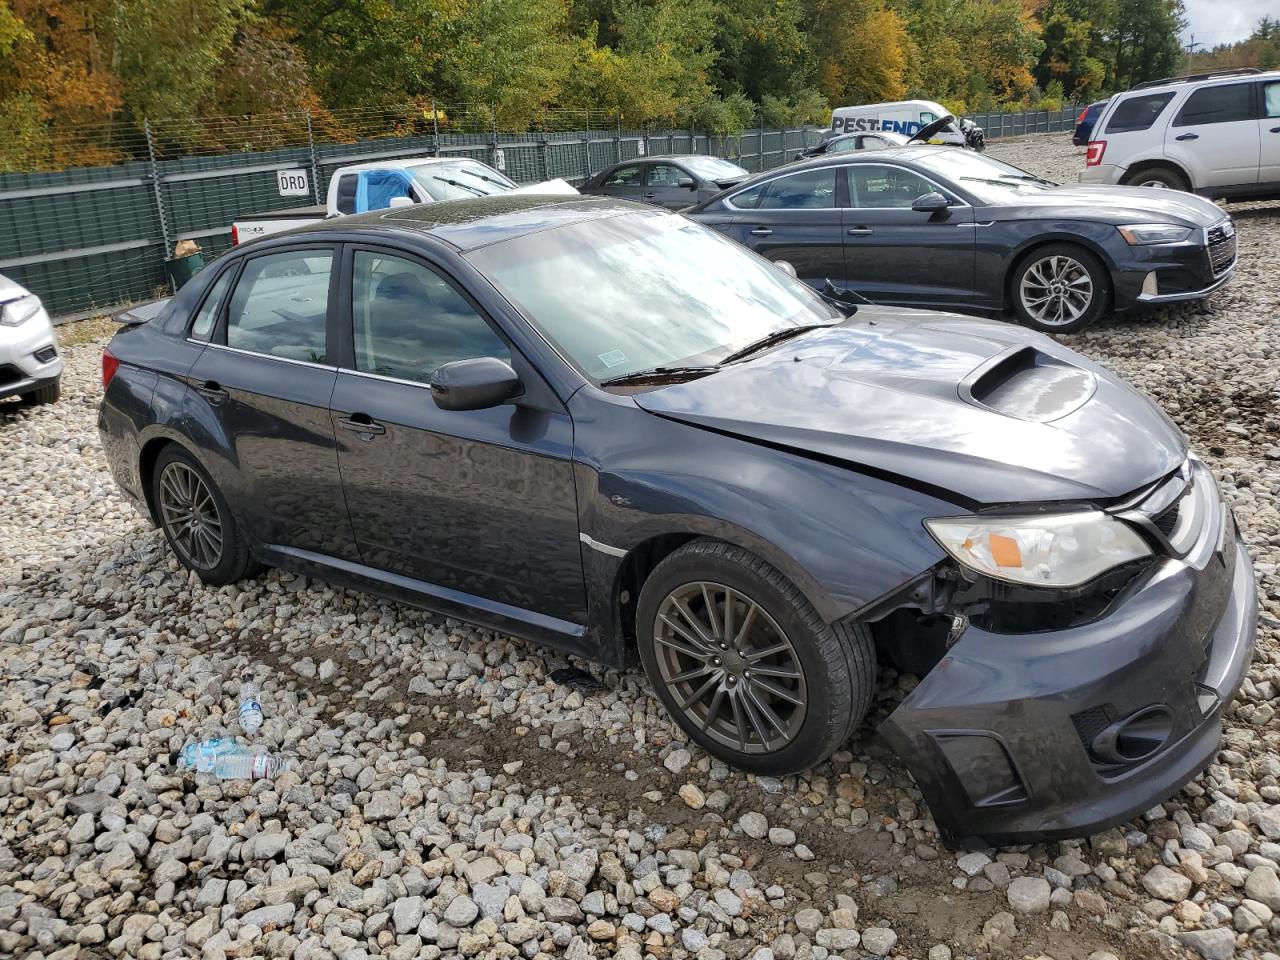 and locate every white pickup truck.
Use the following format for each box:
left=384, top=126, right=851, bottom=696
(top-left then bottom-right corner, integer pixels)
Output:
left=231, top=156, right=577, bottom=244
